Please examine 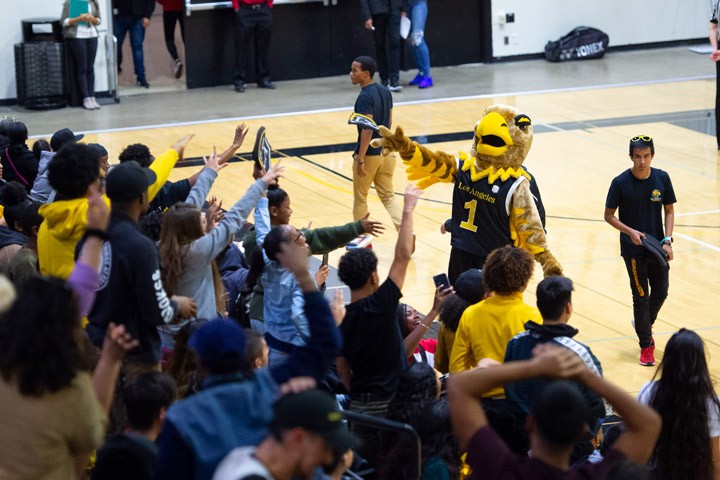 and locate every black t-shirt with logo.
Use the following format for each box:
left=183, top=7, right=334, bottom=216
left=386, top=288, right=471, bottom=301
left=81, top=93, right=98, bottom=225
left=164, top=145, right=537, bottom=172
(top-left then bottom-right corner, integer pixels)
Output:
left=605, top=168, right=676, bottom=257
